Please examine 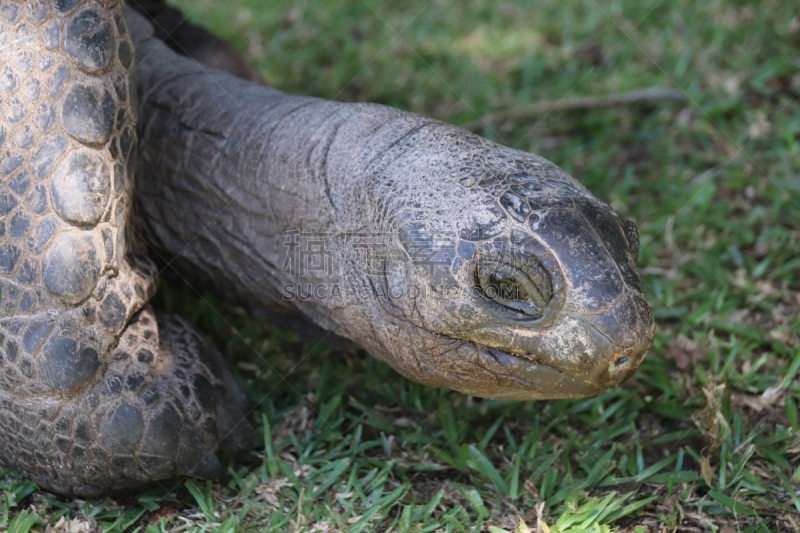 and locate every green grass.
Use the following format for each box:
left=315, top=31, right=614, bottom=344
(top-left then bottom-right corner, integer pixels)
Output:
left=3, top=0, right=799, bottom=530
